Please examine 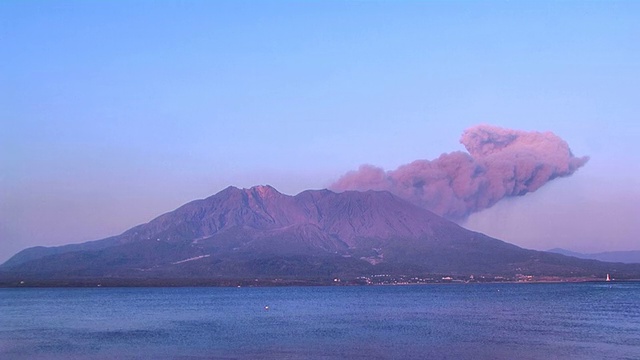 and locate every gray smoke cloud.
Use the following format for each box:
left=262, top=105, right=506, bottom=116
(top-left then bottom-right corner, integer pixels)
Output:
left=330, top=124, right=589, bottom=220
